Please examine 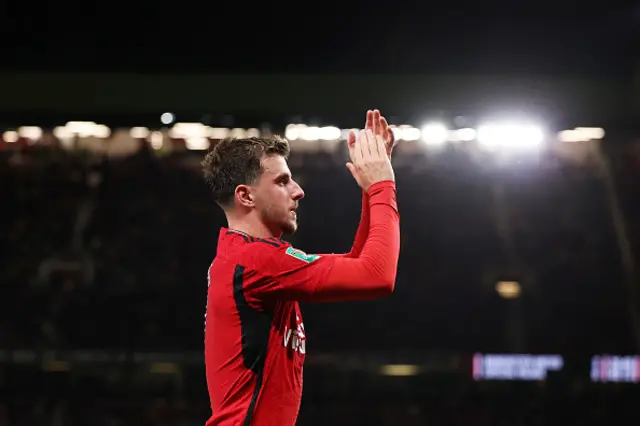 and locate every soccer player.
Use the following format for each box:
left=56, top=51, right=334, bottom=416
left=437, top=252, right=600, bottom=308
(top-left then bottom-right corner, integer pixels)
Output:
left=201, top=110, right=400, bottom=426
